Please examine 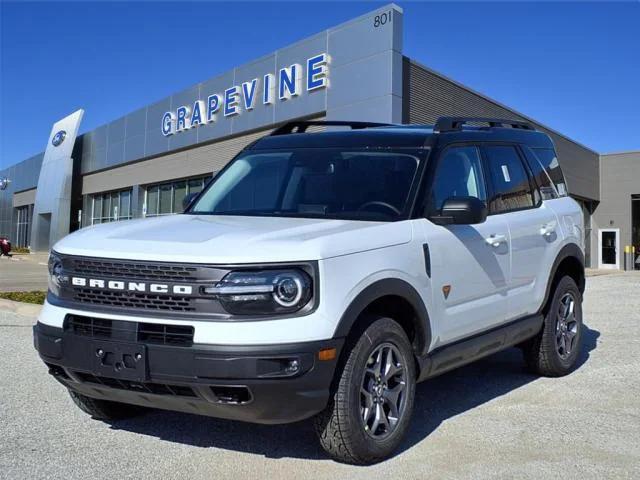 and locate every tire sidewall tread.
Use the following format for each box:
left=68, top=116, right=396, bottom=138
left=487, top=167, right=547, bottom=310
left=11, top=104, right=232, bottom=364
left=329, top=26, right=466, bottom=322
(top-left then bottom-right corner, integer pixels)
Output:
left=524, top=275, right=583, bottom=377
left=314, top=316, right=416, bottom=464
